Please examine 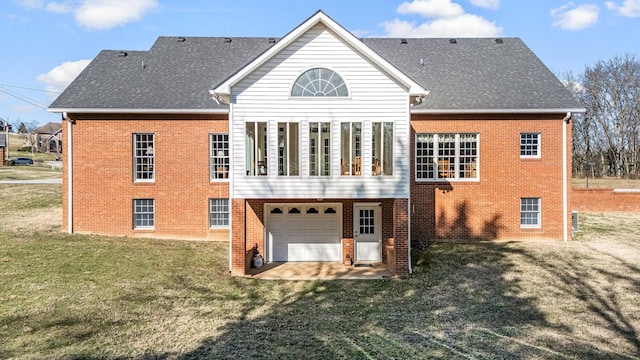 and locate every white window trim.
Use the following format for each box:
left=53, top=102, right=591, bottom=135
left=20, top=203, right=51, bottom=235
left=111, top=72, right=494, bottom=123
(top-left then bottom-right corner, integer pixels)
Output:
left=520, top=133, right=541, bottom=159
left=415, top=133, right=480, bottom=182
left=210, top=133, right=230, bottom=182
left=209, top=198, right=230, bottom=229
left=520, top=197, right=541, bottom=229
left=133, top=133, right=155, bottom=183
left=133, top=199, right=155, bottom=230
